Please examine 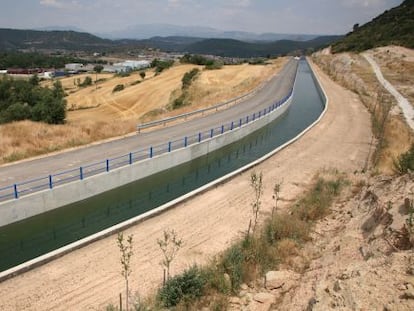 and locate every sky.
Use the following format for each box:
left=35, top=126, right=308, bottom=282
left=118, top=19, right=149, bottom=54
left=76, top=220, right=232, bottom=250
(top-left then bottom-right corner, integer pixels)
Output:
left=0, top=0, right=404, bottom=35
